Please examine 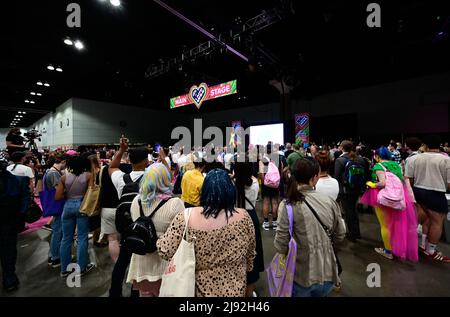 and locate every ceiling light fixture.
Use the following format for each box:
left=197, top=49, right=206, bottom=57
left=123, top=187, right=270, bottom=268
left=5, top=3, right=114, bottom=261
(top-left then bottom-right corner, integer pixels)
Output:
left=47, top=65, right=55, bottom=71
left=56, top=67, right=63, bottom=72
left=29, top=101, right=35, bottom=104
left=30, top=92, right=36, bottom=95
left=44, top=82, right=50, bottom=87
left=74, top=40, right=84, bottom=50
left=36, top=93, right=42, bottom=96
left=110, top=0, right=121, bottom=7
left=64, top=38, right=73, bottom=46
left=37, top=81, right=43, bottom=86
left=25, top=100, right=30, bottom=103
left=23, top=112, right=27, bottom=114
